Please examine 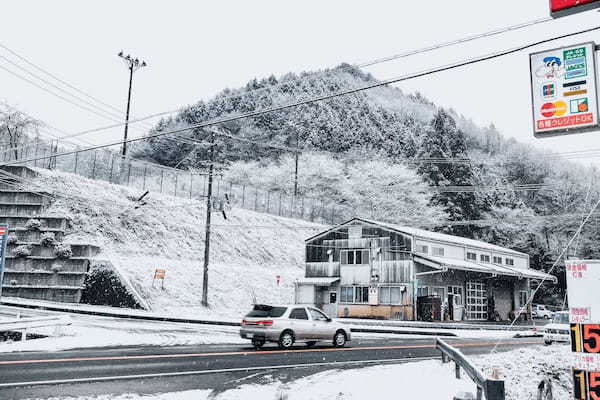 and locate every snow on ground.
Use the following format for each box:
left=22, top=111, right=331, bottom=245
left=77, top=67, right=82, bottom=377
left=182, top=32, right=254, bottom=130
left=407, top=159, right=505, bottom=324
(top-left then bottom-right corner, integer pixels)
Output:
left=23, top=345, right=572, bottom=399
left=36, top=168, right=324, bottom=319
left=0, top=312, right=245, bottom=353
